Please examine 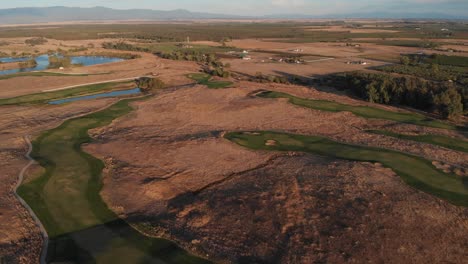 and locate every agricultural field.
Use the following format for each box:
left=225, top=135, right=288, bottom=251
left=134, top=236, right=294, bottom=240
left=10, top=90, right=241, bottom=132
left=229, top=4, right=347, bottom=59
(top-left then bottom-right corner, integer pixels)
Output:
left=0, top=17, right=467, bottom=264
